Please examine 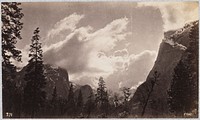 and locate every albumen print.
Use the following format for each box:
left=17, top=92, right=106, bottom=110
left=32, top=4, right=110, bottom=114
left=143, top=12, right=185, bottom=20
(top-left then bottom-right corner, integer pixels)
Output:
left=1, top=1, right=199, bottom=118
